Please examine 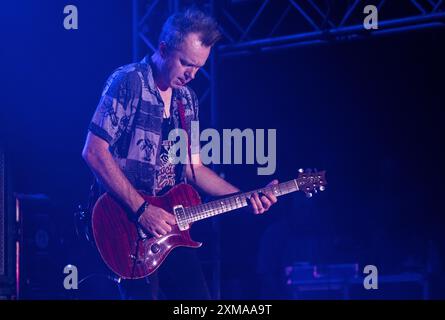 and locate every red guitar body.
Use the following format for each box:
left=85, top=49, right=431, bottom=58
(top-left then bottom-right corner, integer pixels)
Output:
left=91, top=183, right=201, bottom=279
